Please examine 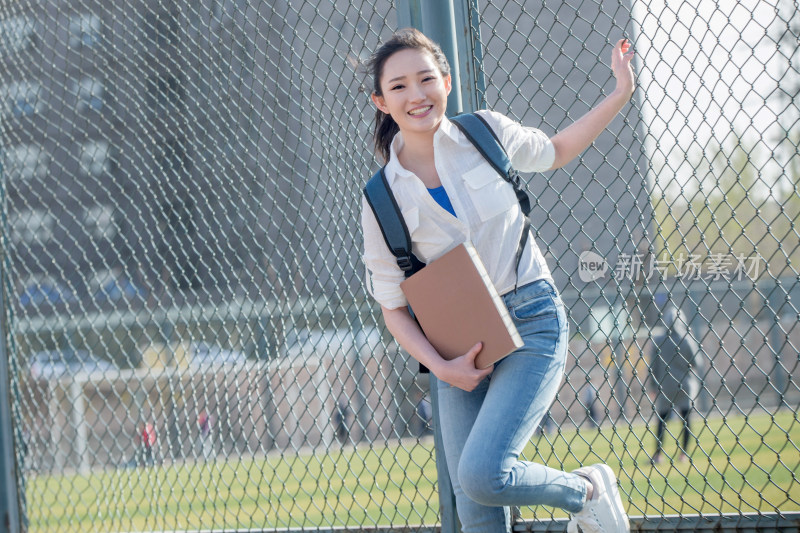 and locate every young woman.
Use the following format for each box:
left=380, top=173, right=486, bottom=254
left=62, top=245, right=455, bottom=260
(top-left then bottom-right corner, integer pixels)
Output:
left=361, top=28, right=634, bottom=533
